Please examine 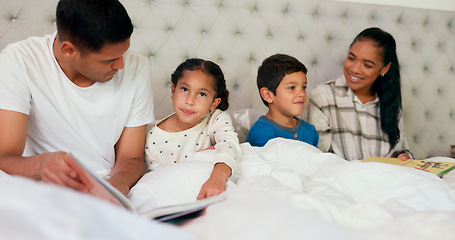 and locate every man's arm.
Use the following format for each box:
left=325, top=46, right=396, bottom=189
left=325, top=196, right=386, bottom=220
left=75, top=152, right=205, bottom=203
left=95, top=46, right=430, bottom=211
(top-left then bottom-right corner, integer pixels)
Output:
left=0, top=109, right=92, bottom=192
left=108, top=125, right=147, bottom=196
